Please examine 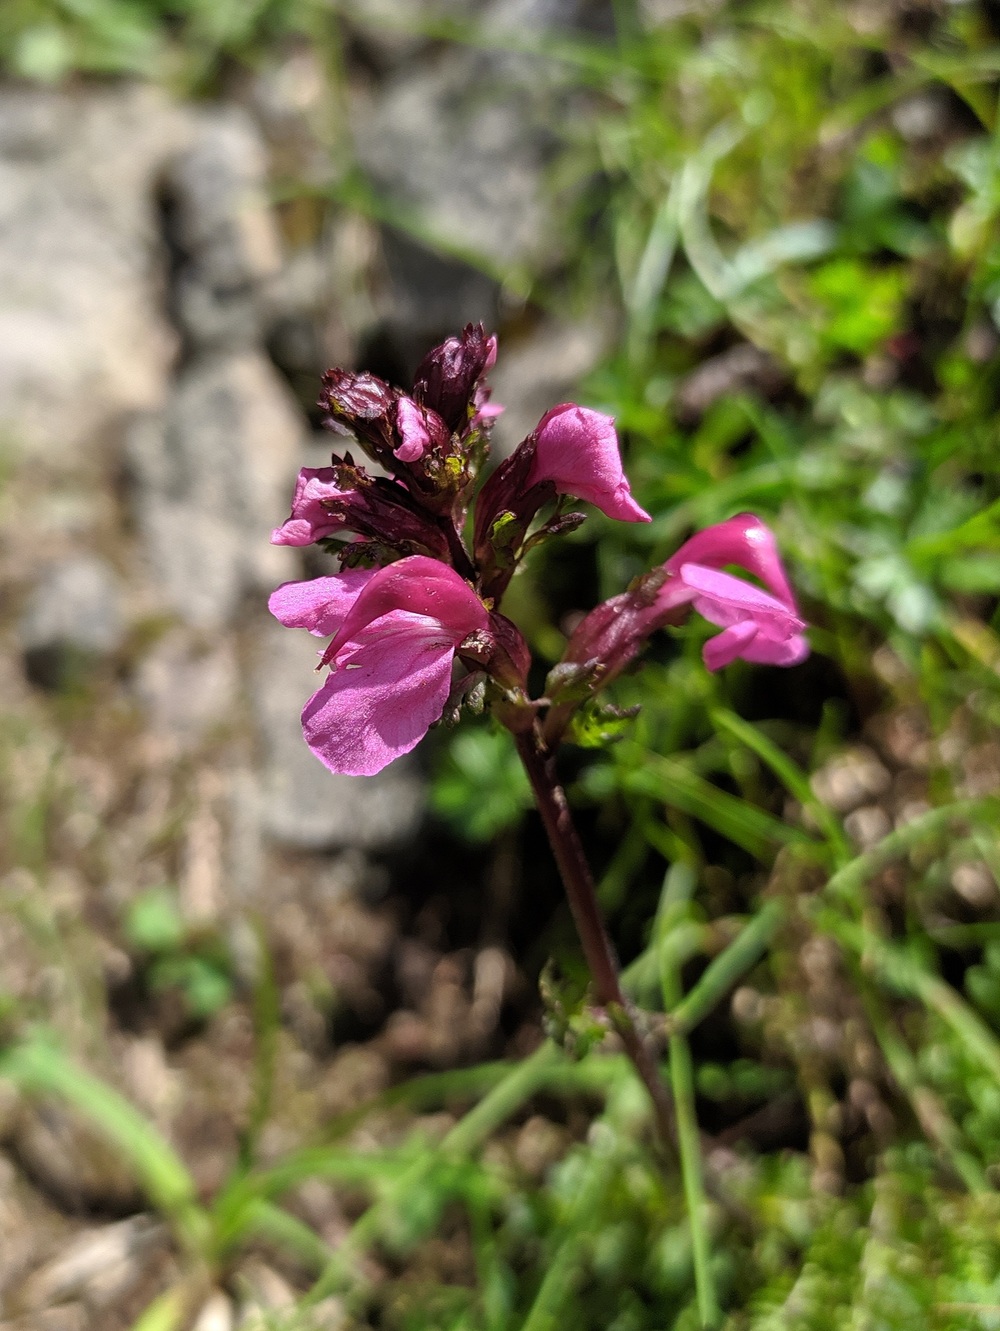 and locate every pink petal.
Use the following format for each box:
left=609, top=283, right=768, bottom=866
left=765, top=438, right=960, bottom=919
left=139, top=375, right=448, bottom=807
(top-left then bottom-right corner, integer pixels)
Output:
left=678, top=563, right=804, bottom=636
left=268, top=568, right=377, bottom=637
left=702, top=621, right=759, bottom=671
left=674, top=564, right=810, bottom=670
left=395, top=397, right=432, bottom=462
left=738, top=633, right=811, bottom=667
left=271, top=467, right=353, bottom=546
left=323, top=555, right=488, bottom=663
left=666, top=514, right=797, bottom=610
left=303, top=612, right=457, bottom=775
left=529, top=404, right=651, bottom=523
